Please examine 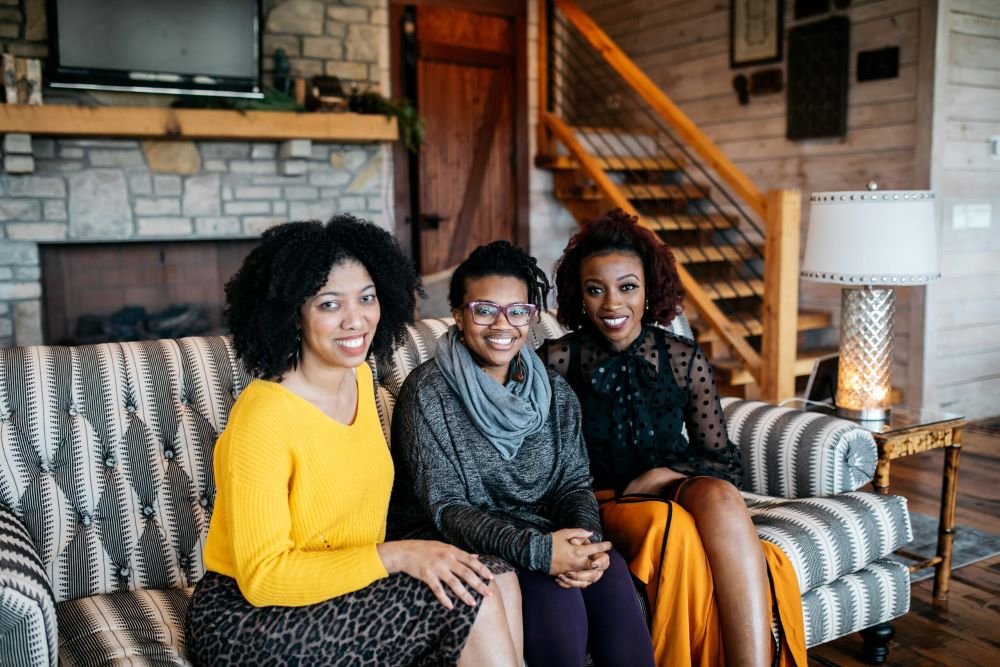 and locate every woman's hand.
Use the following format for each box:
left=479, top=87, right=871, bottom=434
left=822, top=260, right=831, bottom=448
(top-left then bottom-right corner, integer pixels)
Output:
left=549, top=528, right=612, bottom=575
left=622, top=466, right=687, bottom=496
left=377, top=540, right=494, bottom=609
left=555, top=549, right=610, bottom=589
